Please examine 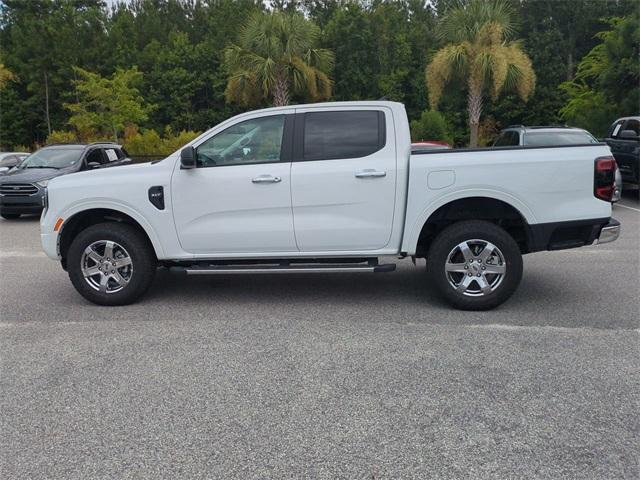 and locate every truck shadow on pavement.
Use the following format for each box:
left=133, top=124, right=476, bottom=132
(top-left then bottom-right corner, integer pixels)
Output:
left=140, top=264, right=576, bottom=321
